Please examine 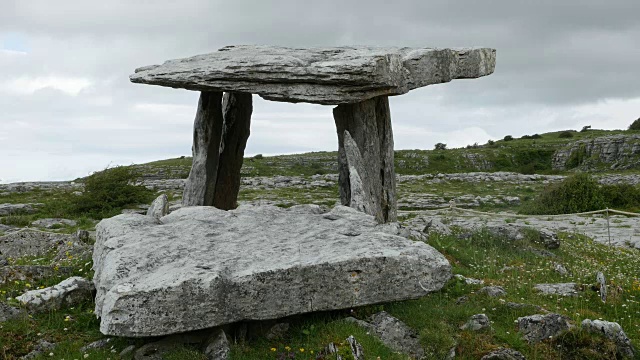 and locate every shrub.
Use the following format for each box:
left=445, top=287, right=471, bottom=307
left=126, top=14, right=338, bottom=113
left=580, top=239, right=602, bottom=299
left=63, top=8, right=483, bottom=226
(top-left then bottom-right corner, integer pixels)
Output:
left=71, top=166, right=155, bottom=219
left=503, top=135, right=514, bottom=141
left=581, top=125, right=591, bottom=132
left=434, top=143, right=447, bottom=150
left=487, top=140, right=495, bottom=146
left=253, top=154, right=264, bottom=159
left=628, top=118, right=640, bottom=131
left=521, top=173, right=605, bottom=215
left=558, top=131, right=574, bottom=138
left=520, top=134, right=541, bottom=140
